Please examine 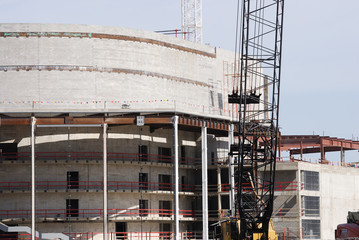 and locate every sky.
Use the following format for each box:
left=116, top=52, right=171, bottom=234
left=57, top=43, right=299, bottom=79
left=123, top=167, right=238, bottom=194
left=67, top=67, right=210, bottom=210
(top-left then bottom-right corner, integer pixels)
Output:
left=1, top=0, right=359, bottom=162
